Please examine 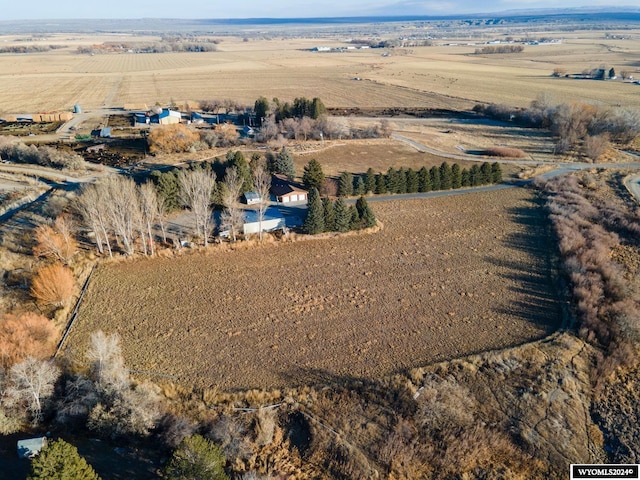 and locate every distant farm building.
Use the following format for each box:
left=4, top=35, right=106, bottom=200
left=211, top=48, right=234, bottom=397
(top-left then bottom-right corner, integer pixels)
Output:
left=1, top=112, right=72, bottom=123
left=271, top=175, right=308, bottom=204
left=243, top=207, right=286, bottom=235
left=86, top=144, right=107, bottom=153
left=151, top=109, right=181, bottom=125
left=92, top=127, right=112, bottom=138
